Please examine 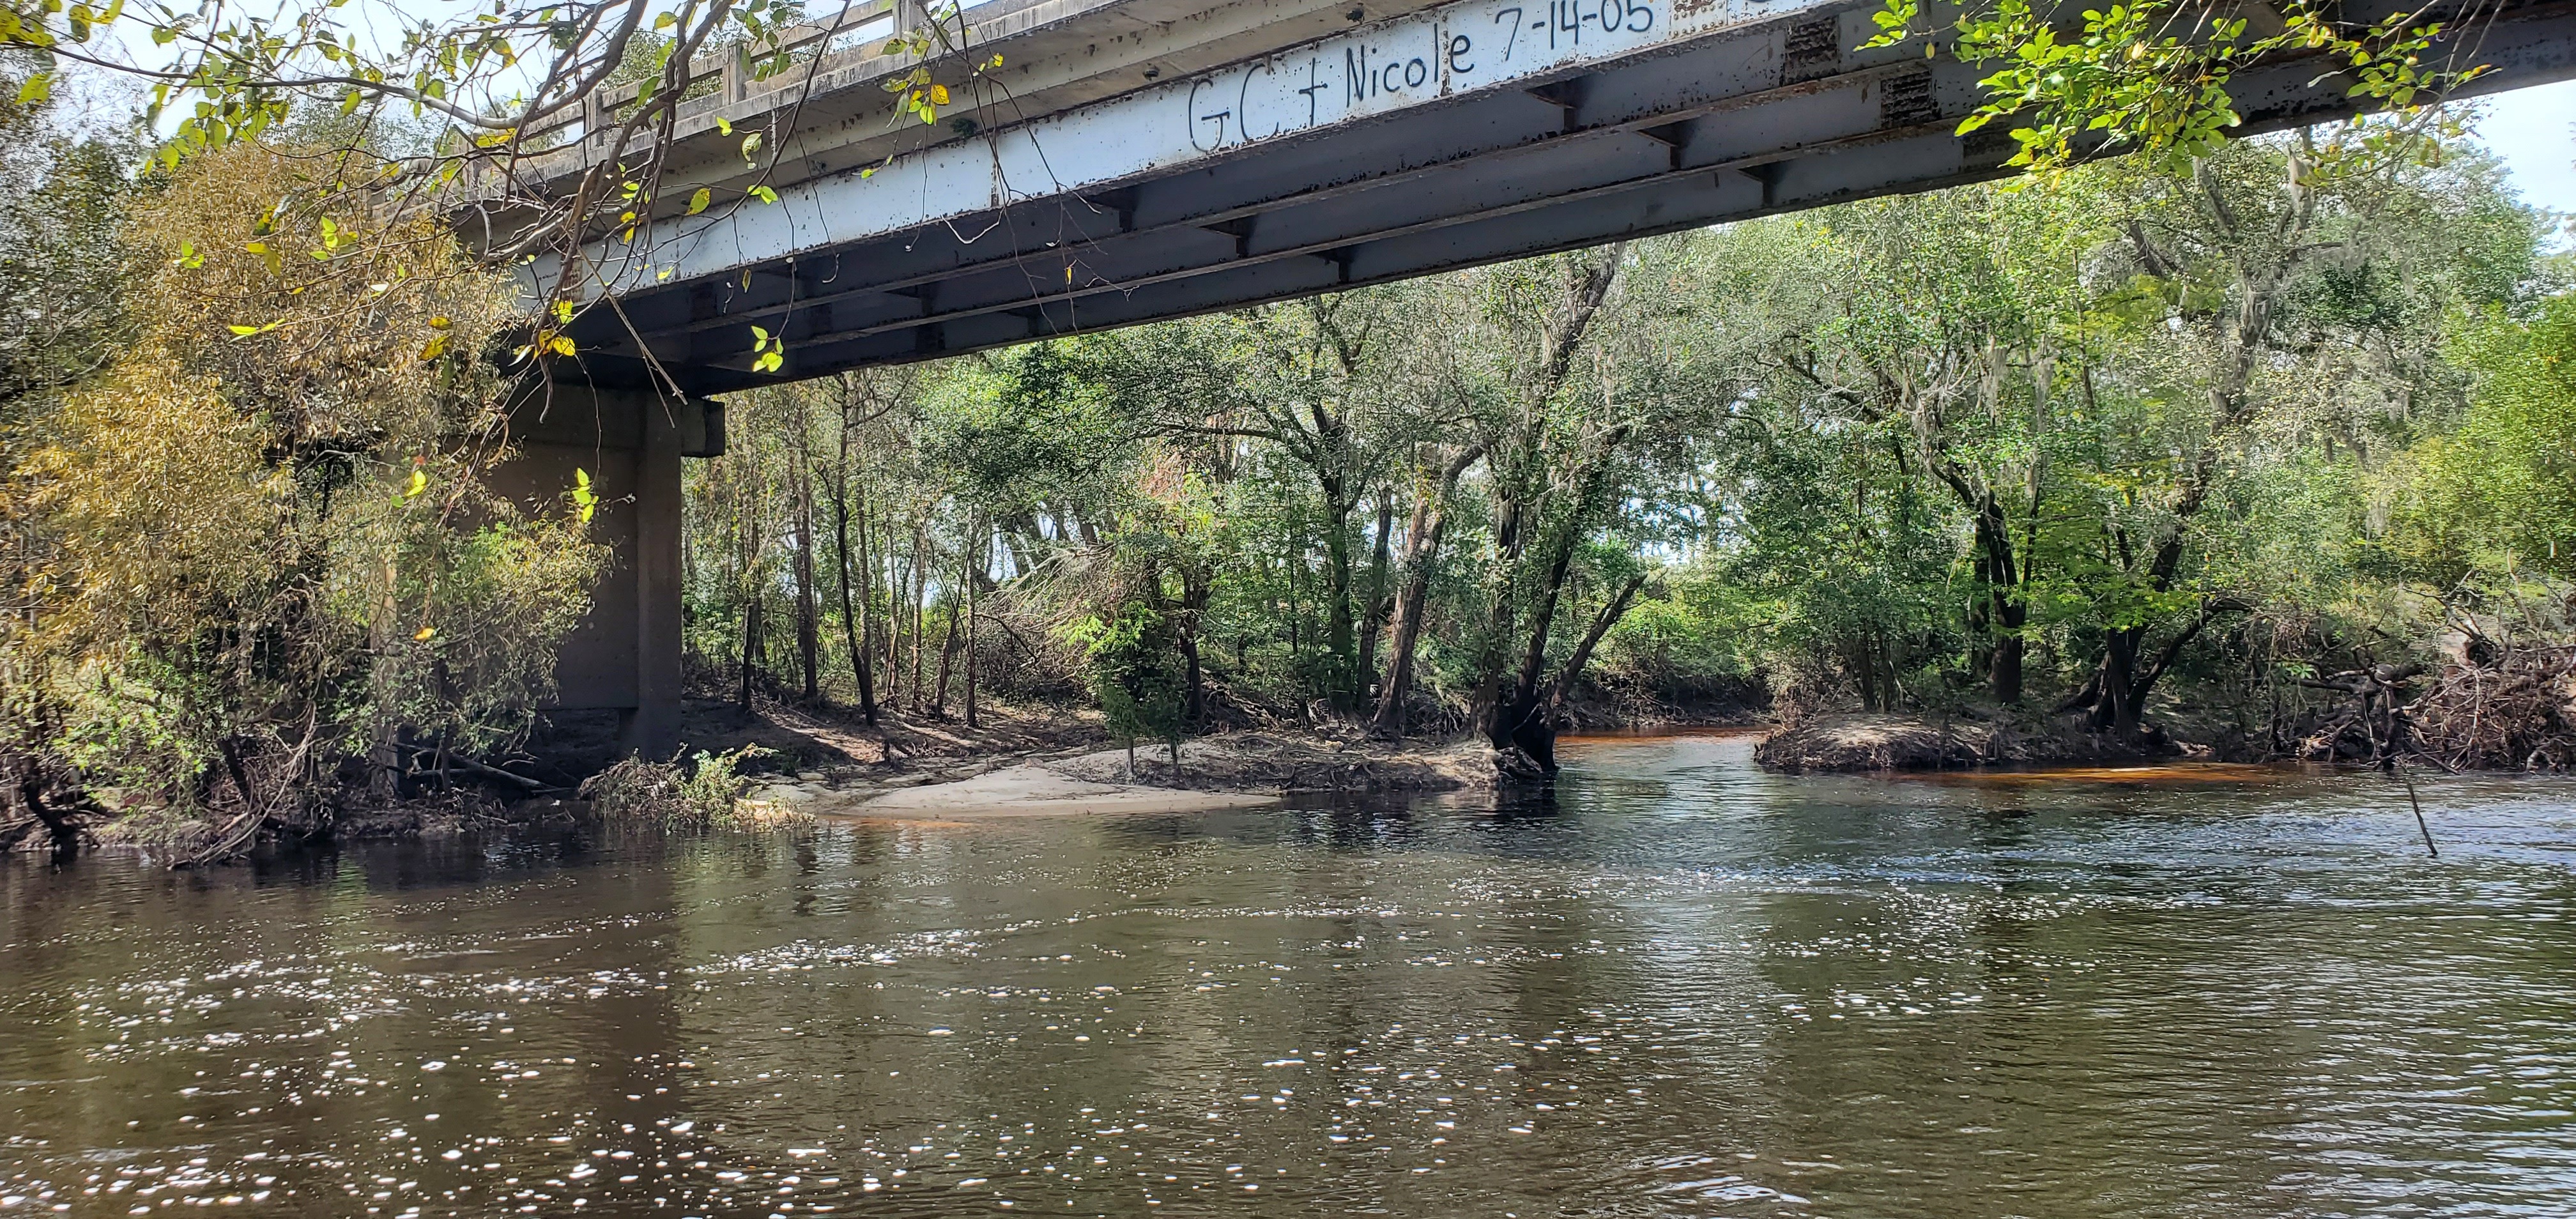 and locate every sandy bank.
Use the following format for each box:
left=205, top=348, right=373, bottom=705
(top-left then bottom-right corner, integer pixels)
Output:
left=763, top=731, right=1494, bottom=821
left=834, top=763, right=1281, bottom=818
